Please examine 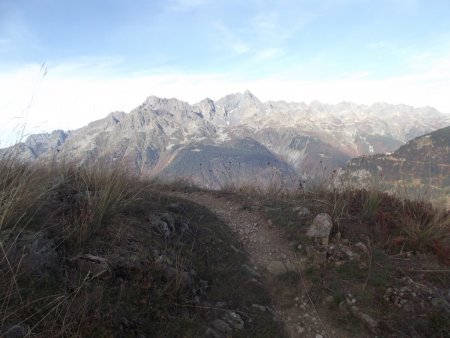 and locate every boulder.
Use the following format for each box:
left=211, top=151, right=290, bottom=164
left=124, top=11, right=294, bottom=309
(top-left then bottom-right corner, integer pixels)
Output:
left=306, top=213, right=333, bottom=245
